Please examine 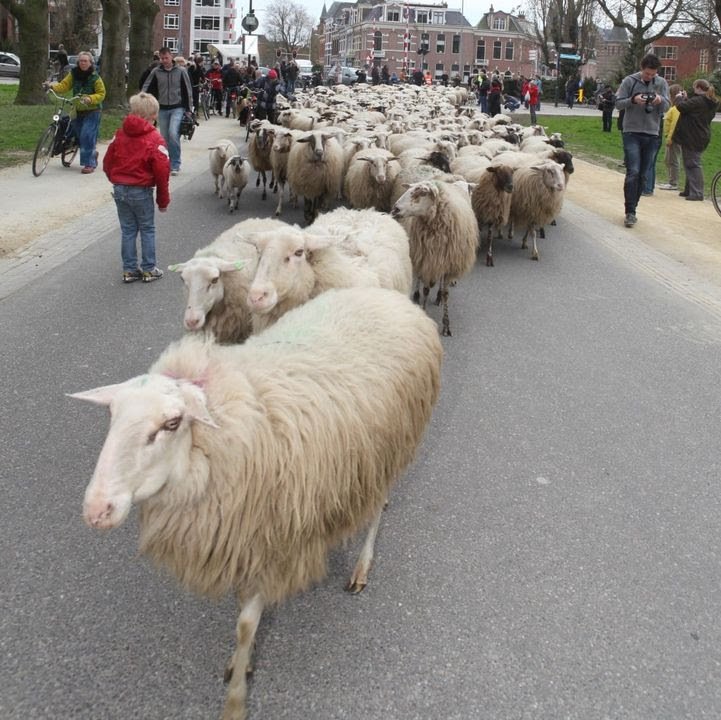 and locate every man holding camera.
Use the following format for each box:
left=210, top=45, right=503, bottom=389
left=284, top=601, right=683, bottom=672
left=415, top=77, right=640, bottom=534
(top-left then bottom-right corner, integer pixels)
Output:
left=615, top=54, right=670, bottom=228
